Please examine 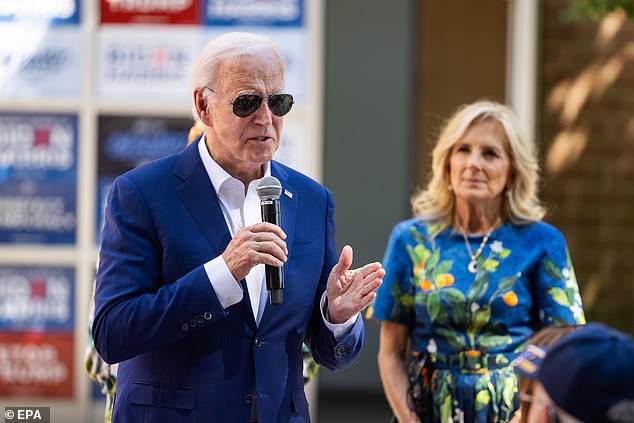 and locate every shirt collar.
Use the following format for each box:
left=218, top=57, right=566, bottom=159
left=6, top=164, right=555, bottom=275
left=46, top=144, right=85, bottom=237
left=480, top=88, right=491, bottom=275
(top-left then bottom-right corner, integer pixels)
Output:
left=197, top=134, right=271, bottom=195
